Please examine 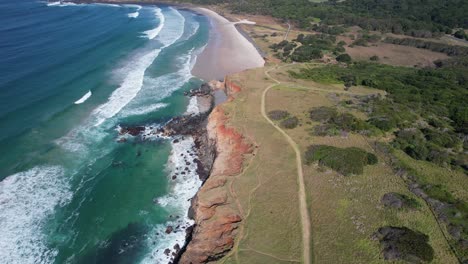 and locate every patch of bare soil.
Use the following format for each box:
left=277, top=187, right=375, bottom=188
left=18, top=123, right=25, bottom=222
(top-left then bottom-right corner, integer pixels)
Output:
left=345, top=43, right=449, bottom=67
